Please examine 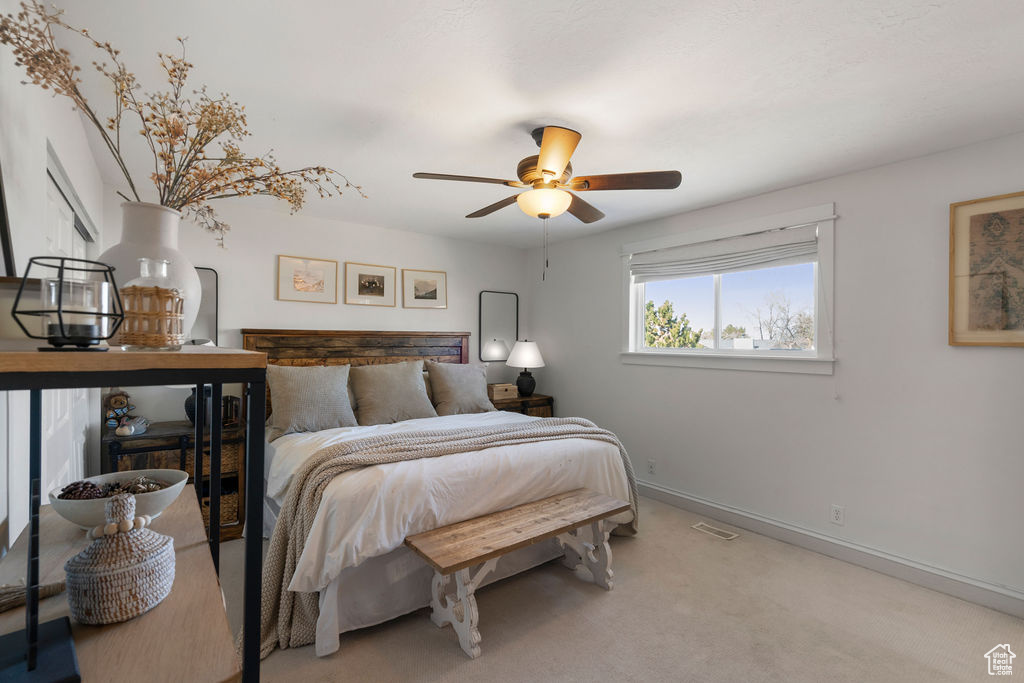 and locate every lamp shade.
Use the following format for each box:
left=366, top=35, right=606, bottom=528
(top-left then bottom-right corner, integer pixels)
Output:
left=506, top=340, right=545, bottom=369
left=516, top=189, right=572, bottom=219
left=481, top=338, right=511, bottom=361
